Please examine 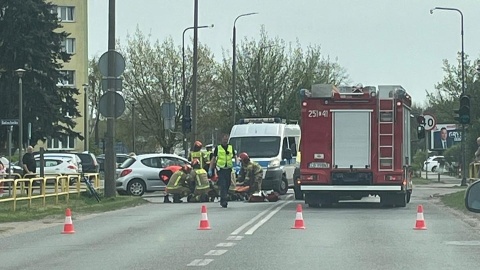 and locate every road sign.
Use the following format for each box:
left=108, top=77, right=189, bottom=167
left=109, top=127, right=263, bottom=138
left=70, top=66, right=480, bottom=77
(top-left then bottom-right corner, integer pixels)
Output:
left=101, top=77, right=123, bottom=91
left=98, top=51, right=126, bottom=78
left=423, top=114, right=436, bottom=131
left=162, top=103, right=176, bottom=130
left=98, top=92, right=126, bottom=118
left=1, top=119, right=19, bottom=125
